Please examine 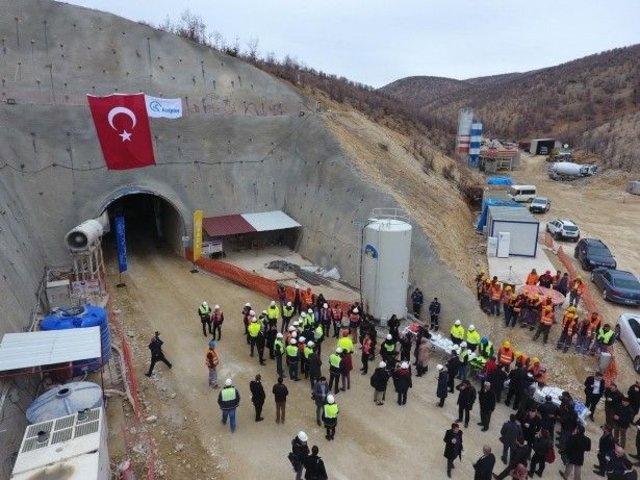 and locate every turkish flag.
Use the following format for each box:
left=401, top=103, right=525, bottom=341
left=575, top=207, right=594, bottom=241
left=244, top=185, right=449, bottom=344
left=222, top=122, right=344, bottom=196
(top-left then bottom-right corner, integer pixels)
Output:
left=87, top=93, right=156, bottom=170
